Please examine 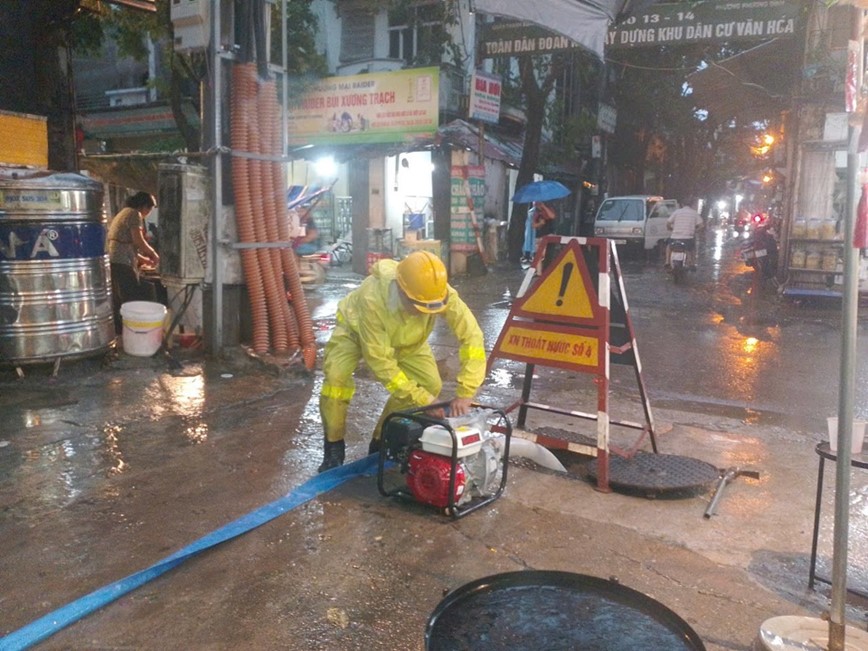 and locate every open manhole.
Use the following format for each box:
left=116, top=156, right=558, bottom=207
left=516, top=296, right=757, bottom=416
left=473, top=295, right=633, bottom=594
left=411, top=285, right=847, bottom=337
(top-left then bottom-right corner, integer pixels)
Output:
left=587, top=452, right=720, bottom=498
left=426, top=571, right=706, bottom=650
